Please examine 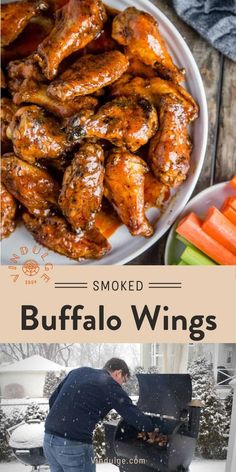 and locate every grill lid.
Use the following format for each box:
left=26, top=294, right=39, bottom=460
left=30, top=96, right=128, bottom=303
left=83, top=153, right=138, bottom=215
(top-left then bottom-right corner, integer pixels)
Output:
left=137, top=374, right=192, bottom=418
